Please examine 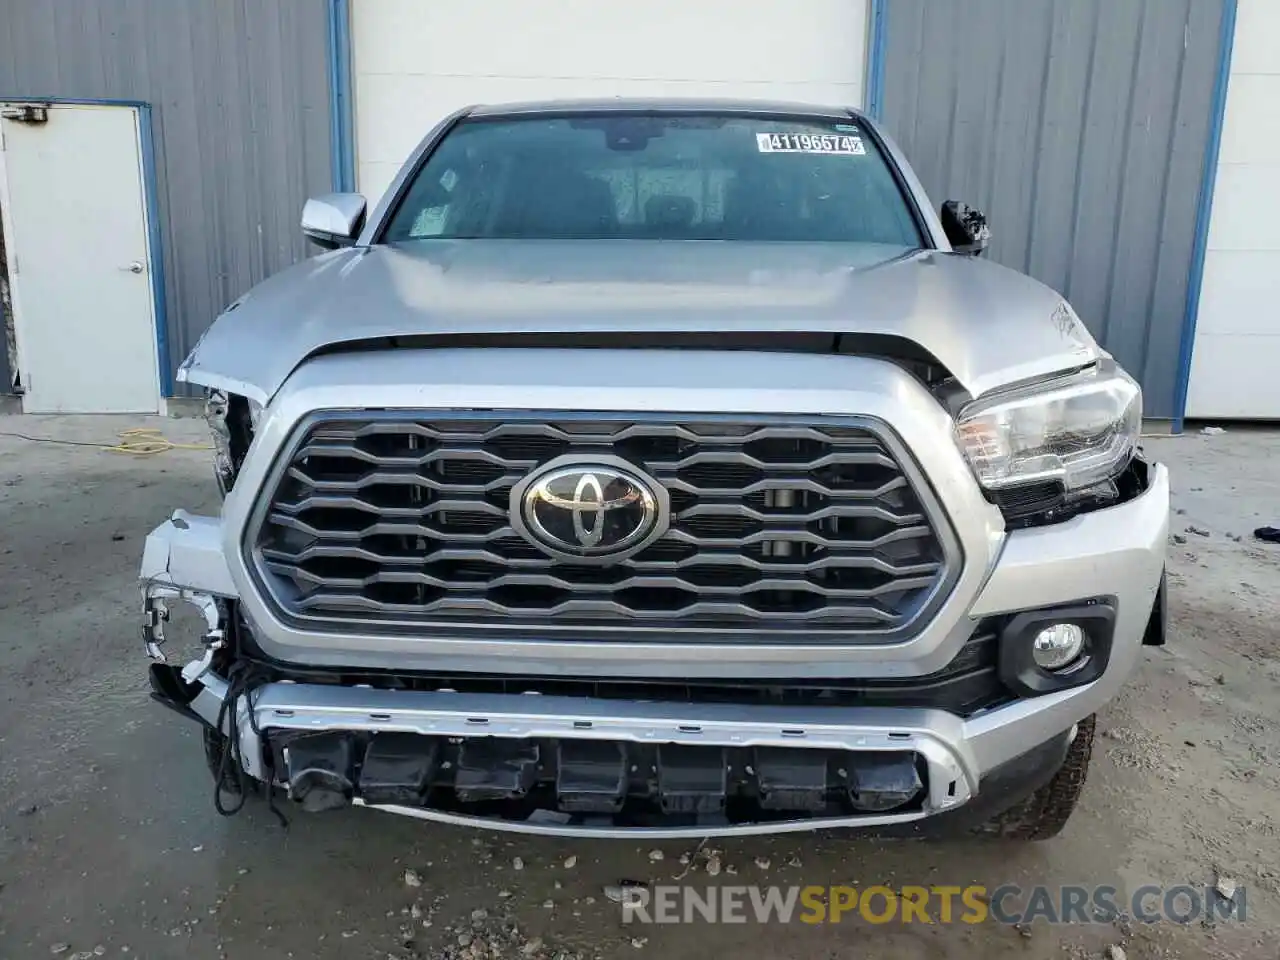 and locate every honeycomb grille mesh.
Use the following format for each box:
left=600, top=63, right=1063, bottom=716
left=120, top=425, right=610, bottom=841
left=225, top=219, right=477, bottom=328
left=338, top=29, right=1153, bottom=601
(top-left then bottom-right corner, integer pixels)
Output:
left=251, top=415, right=953, bottom=637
